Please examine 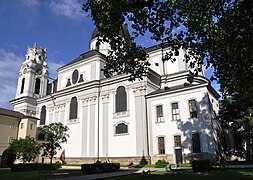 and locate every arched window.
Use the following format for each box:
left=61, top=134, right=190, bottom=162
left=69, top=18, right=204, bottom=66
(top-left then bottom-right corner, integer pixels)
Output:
left=40, top=106, right=46, bottom=125
left=115, top=86, right=127, bottom=112
left=20, top=78, right=25, bottom=94
left=95, top=41, right=100, bottom=51
left=115, top=123, right=128, bottom=134
left=34, top=78, right=40, bottom=94
left=69, top=97, right=78, bottom=119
